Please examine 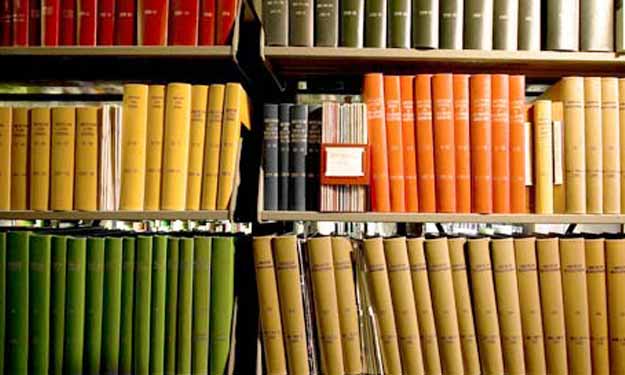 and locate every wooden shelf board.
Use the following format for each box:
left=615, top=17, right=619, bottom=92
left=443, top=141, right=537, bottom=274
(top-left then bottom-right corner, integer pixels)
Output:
left=0, top=210, right=231, bottom=221
left=0, top=46, right=233, bottom=57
